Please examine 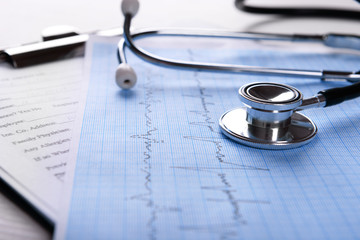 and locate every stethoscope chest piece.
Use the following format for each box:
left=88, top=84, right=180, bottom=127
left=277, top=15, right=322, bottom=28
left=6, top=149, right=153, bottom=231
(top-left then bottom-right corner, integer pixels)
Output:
left=219, top=83, right=317, bottom=150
